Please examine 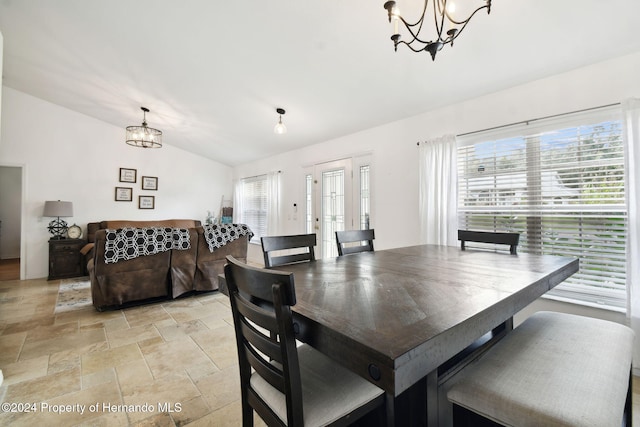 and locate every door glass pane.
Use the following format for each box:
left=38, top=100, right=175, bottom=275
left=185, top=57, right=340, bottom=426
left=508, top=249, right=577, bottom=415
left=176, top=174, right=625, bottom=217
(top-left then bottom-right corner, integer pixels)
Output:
left=305, top=174, right=313, bottom=234
left=360, top=165, right=370, bottom=229
left=322, top=169, right=344, bottom=258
